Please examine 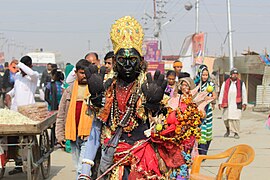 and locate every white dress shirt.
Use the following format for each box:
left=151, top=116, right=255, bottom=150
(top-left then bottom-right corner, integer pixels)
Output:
left=7, top=62, right=39, bottom=111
